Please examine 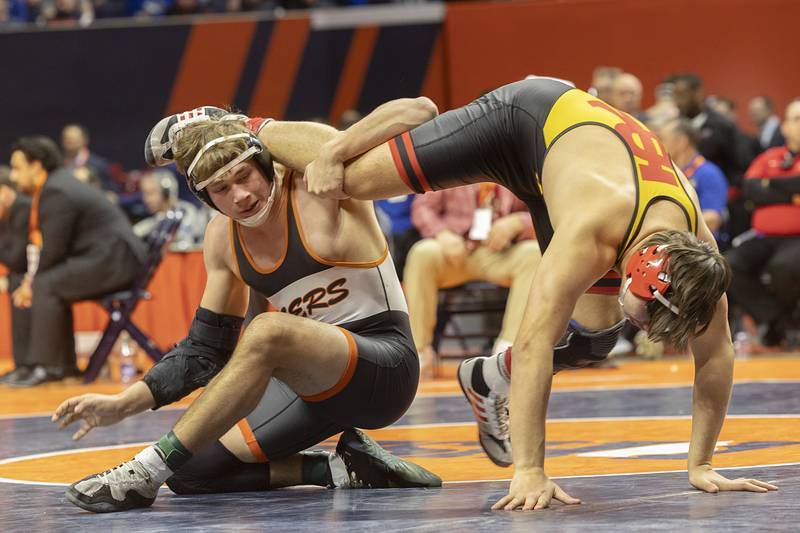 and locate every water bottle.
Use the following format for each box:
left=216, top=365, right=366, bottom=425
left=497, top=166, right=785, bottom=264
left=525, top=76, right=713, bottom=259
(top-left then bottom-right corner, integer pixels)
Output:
left=120, top=334, right=137, bottom=384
